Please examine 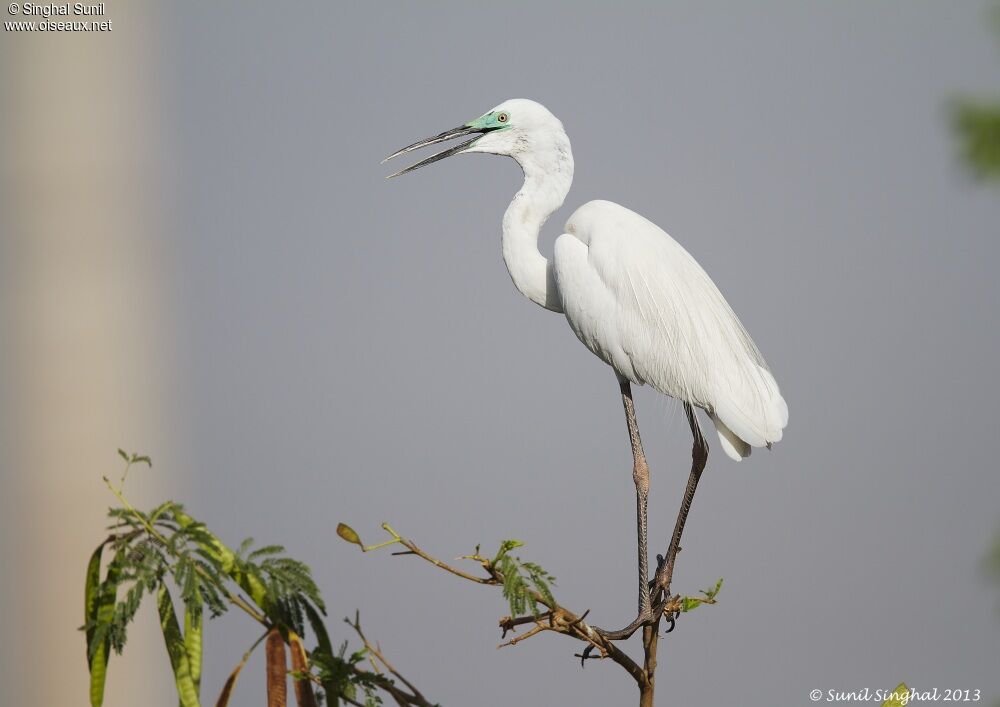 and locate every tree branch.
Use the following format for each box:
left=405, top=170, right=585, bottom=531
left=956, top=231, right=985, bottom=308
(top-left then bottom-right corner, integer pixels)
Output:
left=345, top=613, right=435, bottom=707
left=373, top=527, right=648, bottom=687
